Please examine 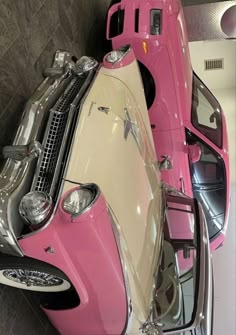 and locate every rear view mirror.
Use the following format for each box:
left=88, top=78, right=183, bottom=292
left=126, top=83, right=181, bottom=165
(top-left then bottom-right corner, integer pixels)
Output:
left=187, top=144, right=201, bottom=164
